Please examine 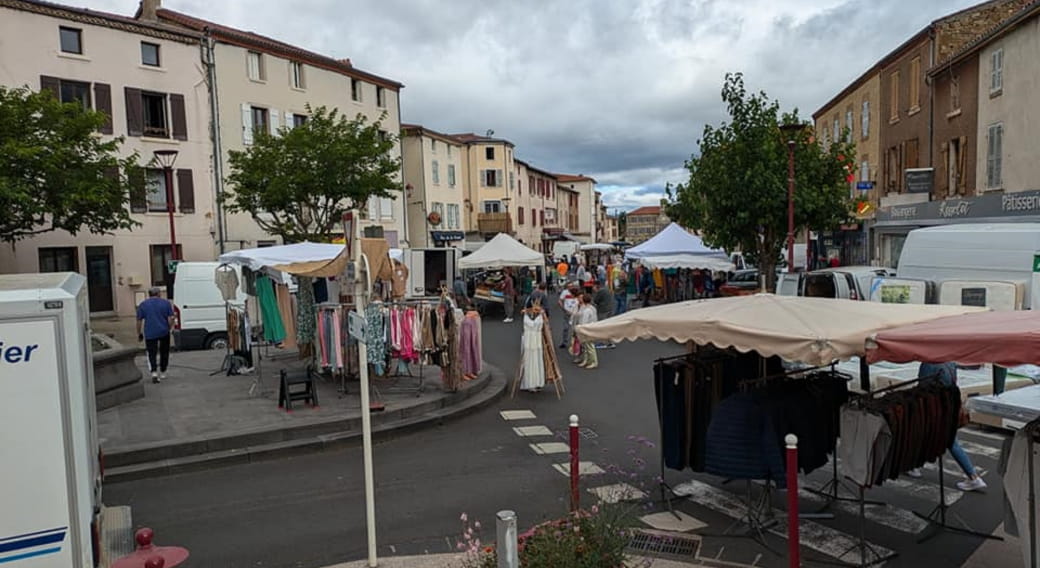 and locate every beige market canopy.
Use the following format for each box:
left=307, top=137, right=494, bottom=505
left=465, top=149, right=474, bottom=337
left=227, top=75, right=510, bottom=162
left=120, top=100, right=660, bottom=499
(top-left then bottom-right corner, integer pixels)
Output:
left=575, top=293, right=984, bottom=366
left=458, top=232, right=544, bottom=270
